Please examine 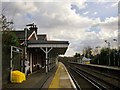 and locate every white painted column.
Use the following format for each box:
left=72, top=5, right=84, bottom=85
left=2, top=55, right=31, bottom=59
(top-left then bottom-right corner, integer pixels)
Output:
left=56, top=56, right=58, bottom=65
left=41, top=47, right=53, bottom=73
left=30, top=53, right=32, bottom=73
left=10, top=46, right=13, bottom=82
left=49, top=57, right=50, bottom=71
left=45, top=48, right=48, bottom=73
